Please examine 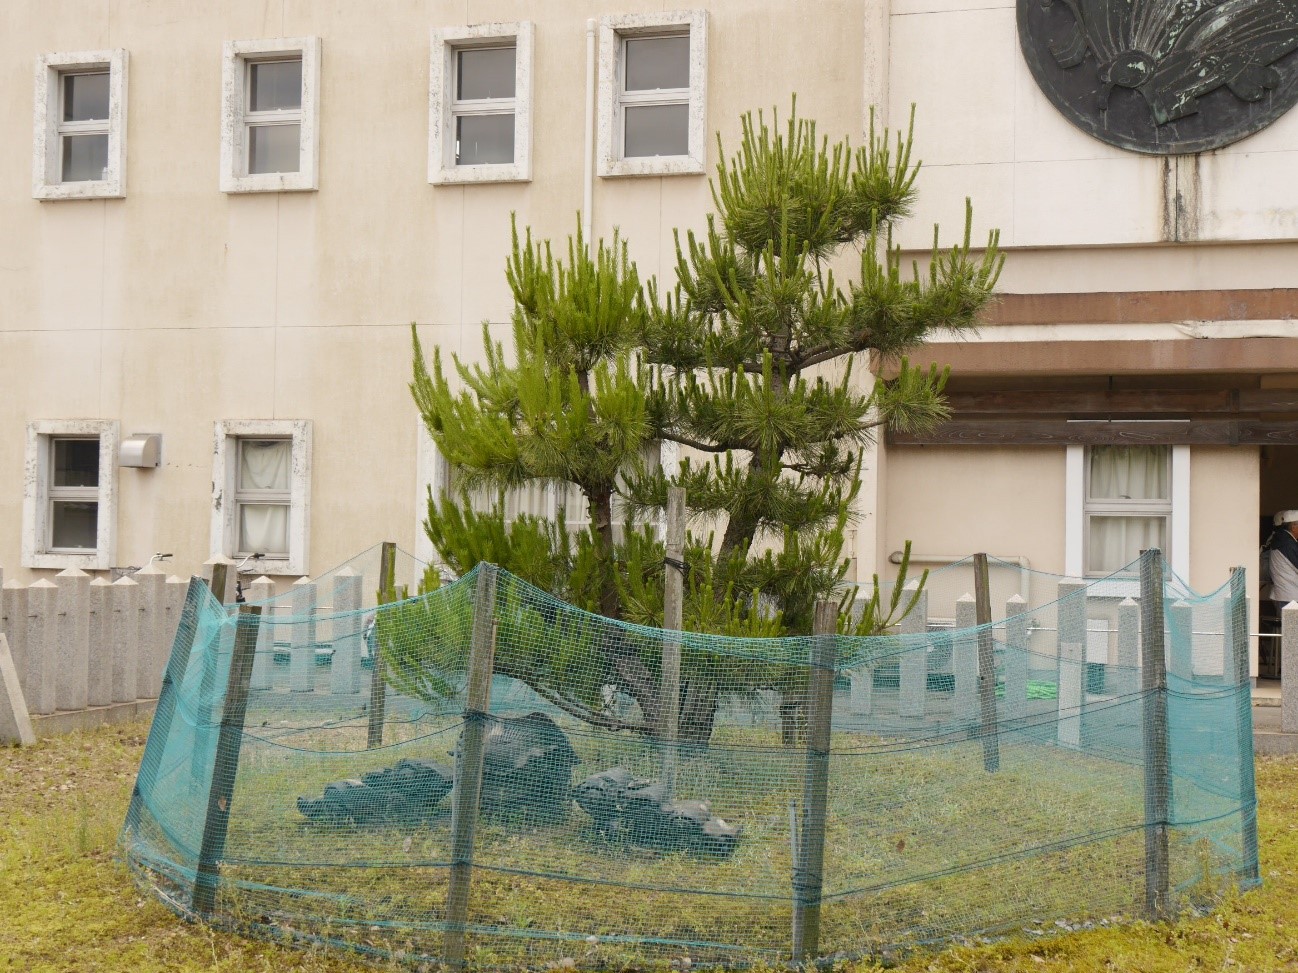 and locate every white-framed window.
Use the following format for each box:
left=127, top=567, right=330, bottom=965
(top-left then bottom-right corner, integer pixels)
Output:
left=22, top=420, right=119, bottom=569
left=32, top=50, right=128, bottom=200
left=429, top=22, right=533, bottom=185
left=220, top=38, right=320, bottom=193
left=1066, top=444, right=1190, bottom=578
left=598, top=11, right=707, bottom=178
left=212, top=420, right=311, bottom=575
